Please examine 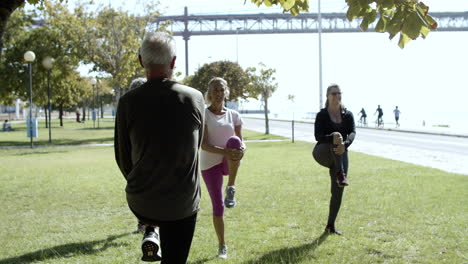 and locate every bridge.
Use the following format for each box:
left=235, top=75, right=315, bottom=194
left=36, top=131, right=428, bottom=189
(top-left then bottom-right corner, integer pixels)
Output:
left=152, top=8, right=468, bottom=75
